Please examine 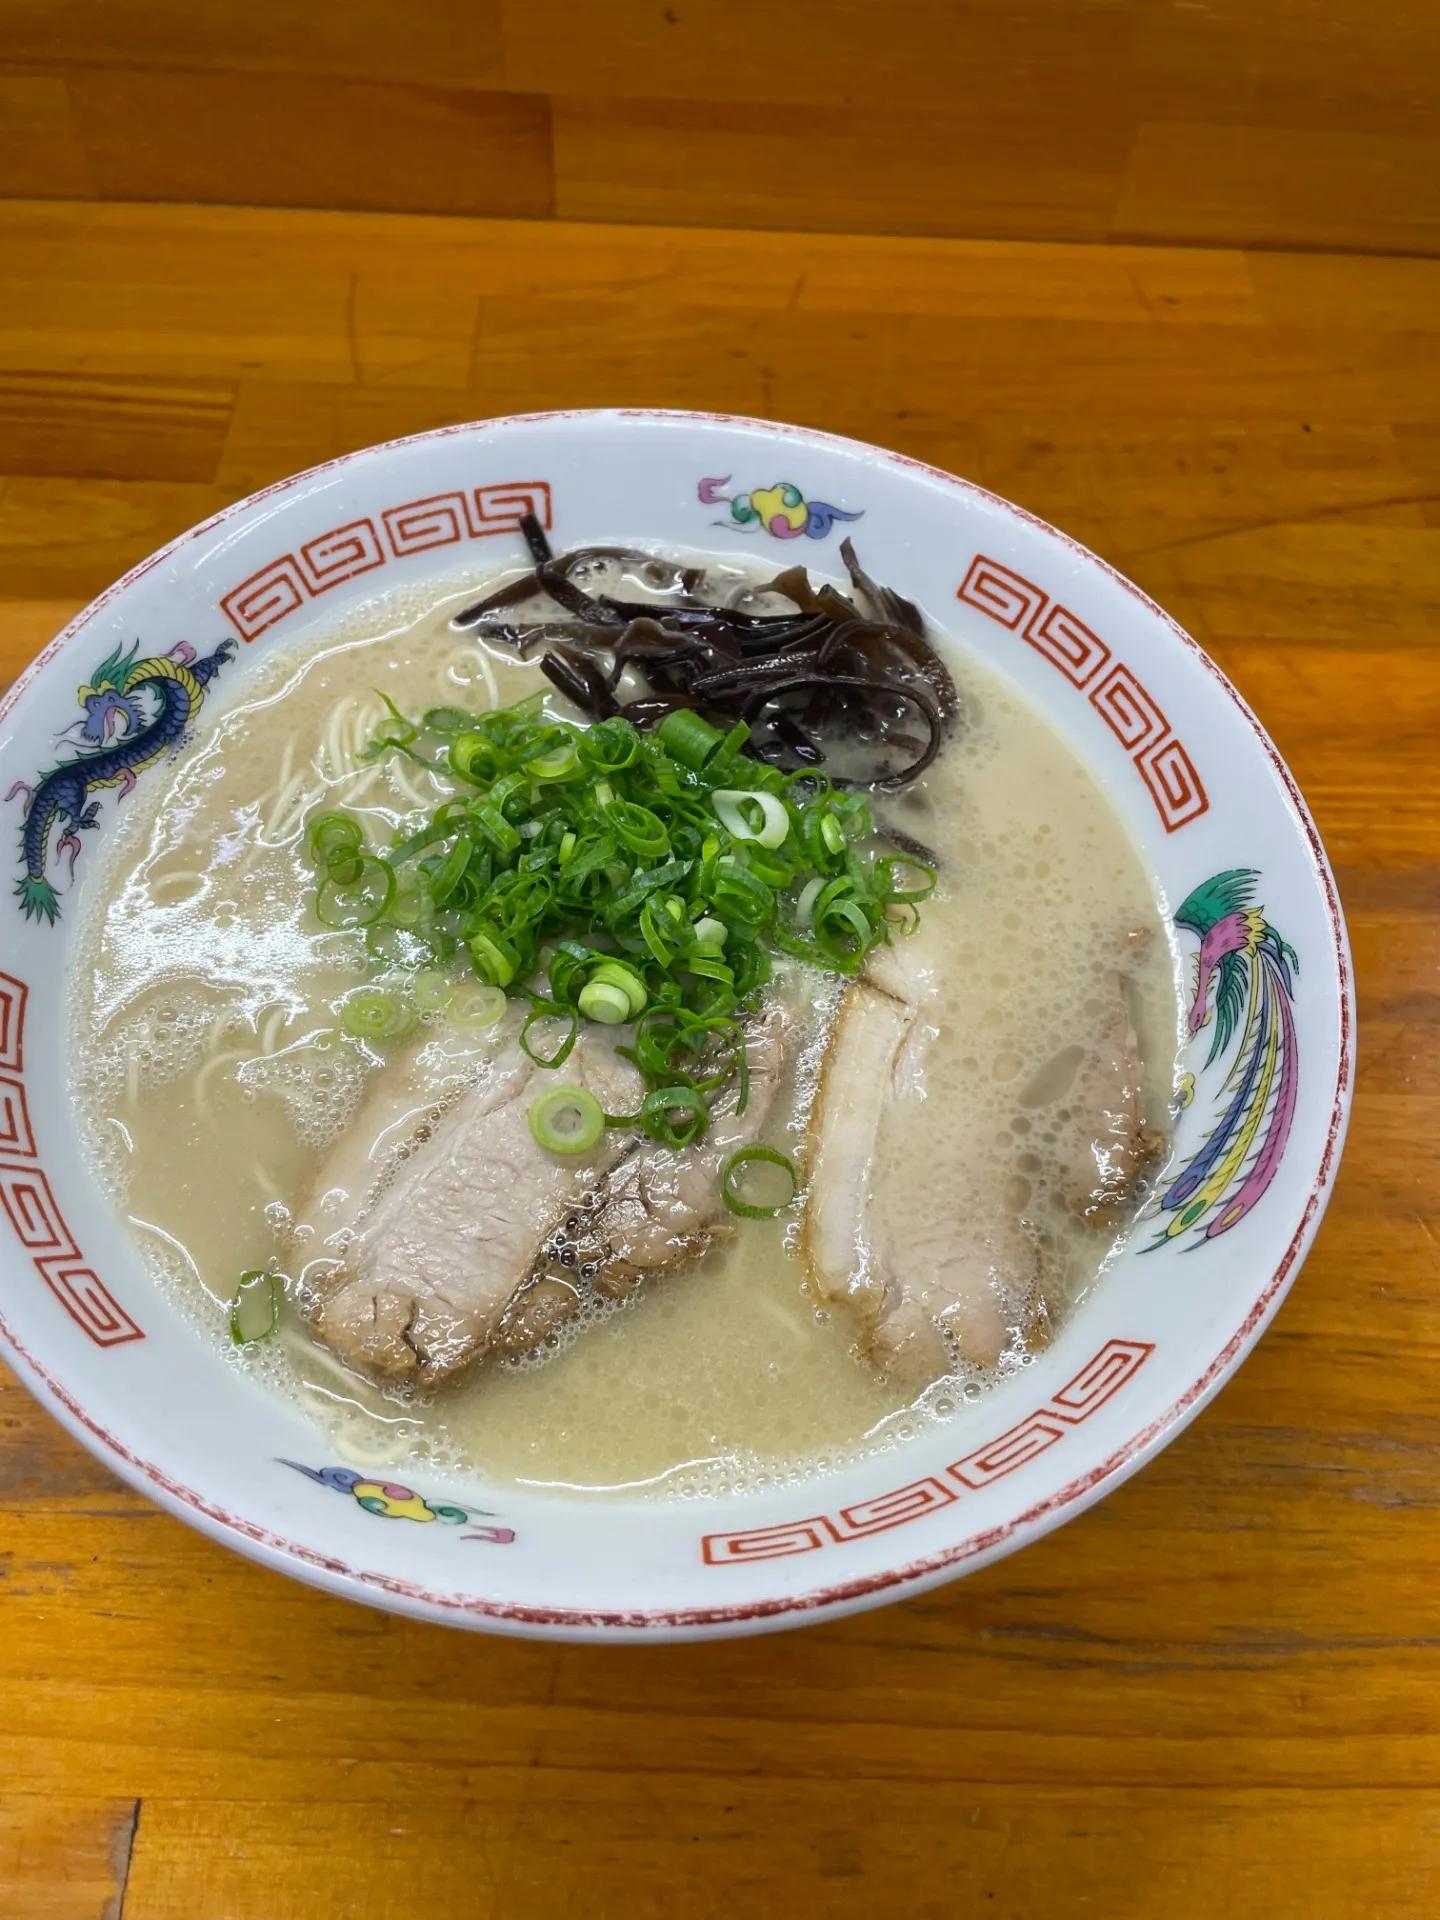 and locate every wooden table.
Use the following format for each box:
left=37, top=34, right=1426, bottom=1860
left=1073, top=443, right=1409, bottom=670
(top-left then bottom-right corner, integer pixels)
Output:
left=1, top=199, right=1436, bottom=1919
